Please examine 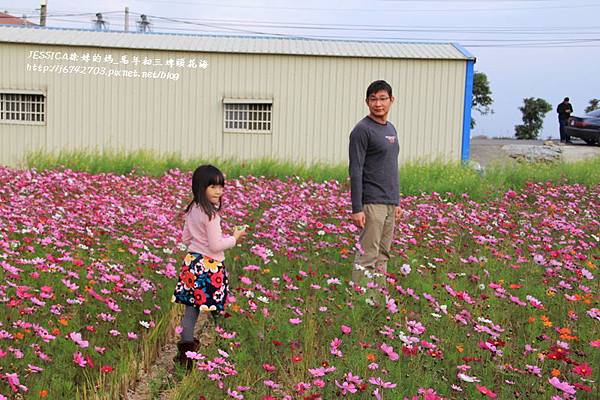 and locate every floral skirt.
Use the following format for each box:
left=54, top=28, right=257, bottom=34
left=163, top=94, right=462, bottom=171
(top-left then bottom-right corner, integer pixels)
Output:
left=172, top=252, right=229, bottom=312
